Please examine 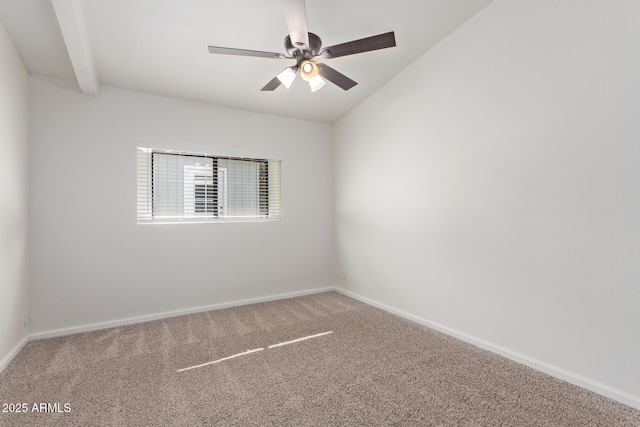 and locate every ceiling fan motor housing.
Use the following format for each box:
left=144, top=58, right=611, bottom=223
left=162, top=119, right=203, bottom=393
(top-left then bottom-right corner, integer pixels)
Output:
left=285, top=32, right=322, bottom=61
